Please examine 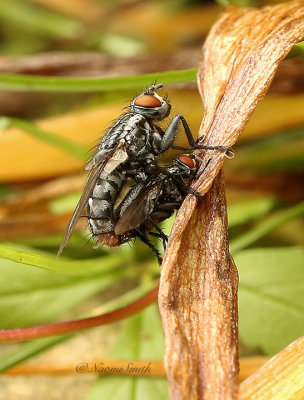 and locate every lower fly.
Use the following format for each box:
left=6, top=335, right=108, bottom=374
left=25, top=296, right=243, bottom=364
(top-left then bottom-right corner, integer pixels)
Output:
left=110, top=153, right=204, bottom=264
